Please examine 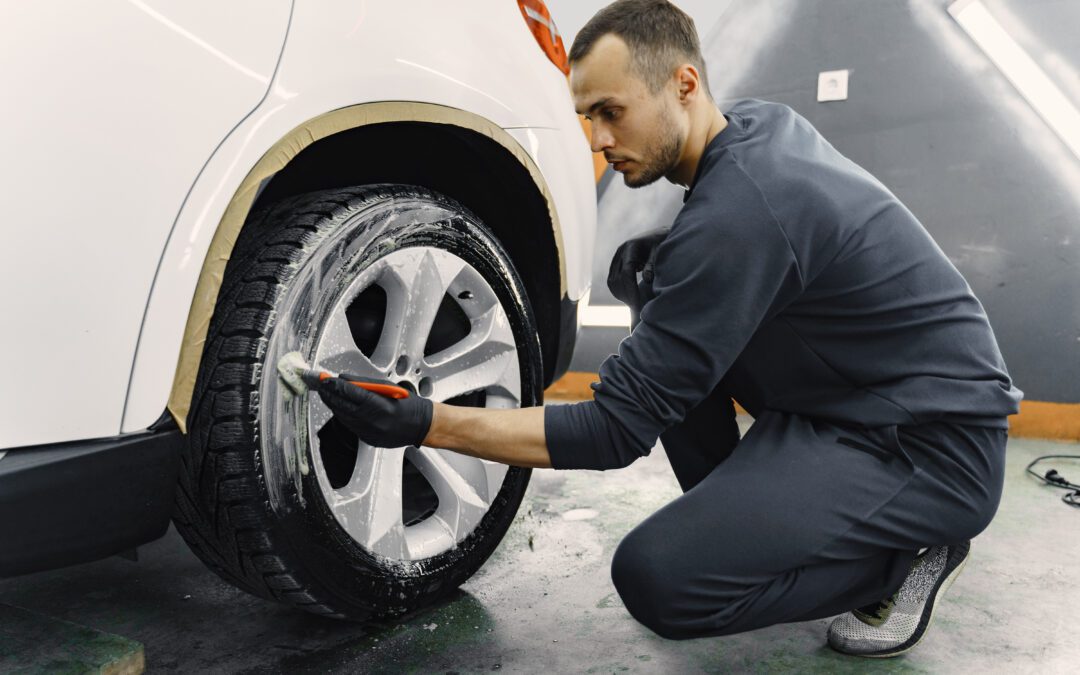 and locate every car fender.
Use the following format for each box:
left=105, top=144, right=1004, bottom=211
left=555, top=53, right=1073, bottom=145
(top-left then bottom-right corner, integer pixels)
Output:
left=125, top=0, right=595, bottom=433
